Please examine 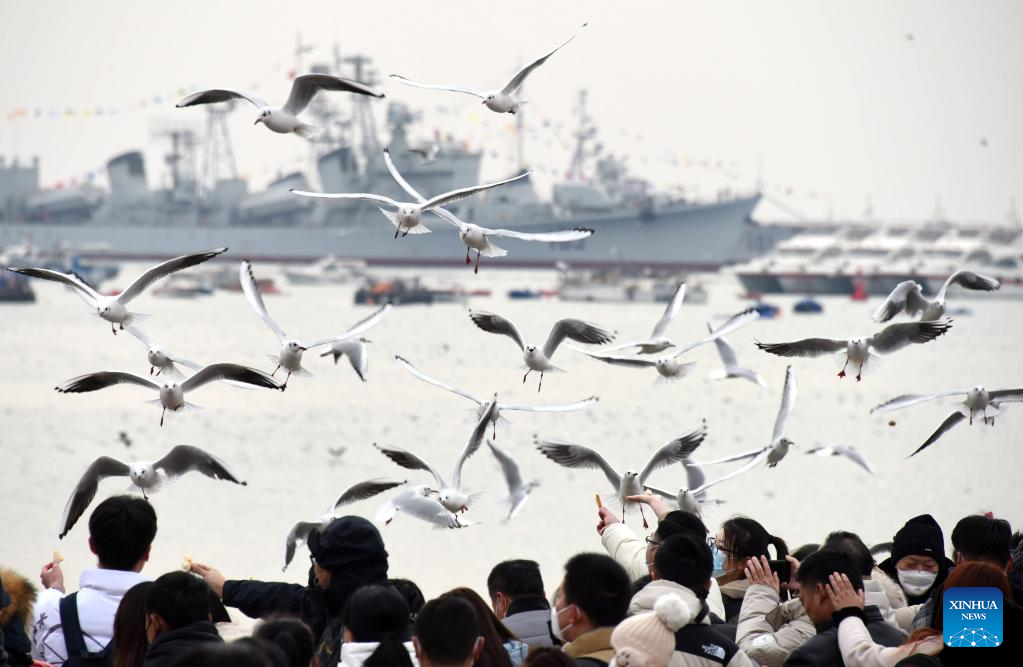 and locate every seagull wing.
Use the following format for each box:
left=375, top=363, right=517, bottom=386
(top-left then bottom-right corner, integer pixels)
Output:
left=487, top=439, right=524, bottom=493
left=692, top=450, right=770, bottom=495
left=638, top=423, right=708, bottom=484
left=6, top=267, right=100, bottom=308
left=839, top=447, right=876, bottom=475
left=990, top=388, right=1023, bottom=403
left=651, top=282, right=687, bottom=339
left=869, top=320, right=953, bottom=354
left=394, top=355, right=482, bottom=404
left=422, top=172, right=531, bottom=210
left=684, top=458, right=708, bottom=493
left=374, top=444, right=446, bottom=489
left=382, top=148, right=427, bottom=203
left=501, top=23, right=588, bottom=94
left=771, top=366, right=798, bottom=443
left=116, top=248, right=226, bottom=305
left=453, top=400, right=498, bottom=488
left=937, top=270, right=1000, bottom=302
left=176, top=89, right=267, bottom=109
left=483, top=227, right=594, bottom=243
left=910, top=411, right=967, bottom=457
left=153, top=445, right=245, bottom=484
left=180, top=363, right=282, bottom=392
left=305, top=303, right=392, bottom=349
left=60, top=456, right=131, bottom=538
left=332, top=478, right=407, bottom=511
left=392, top=491, right=464, bottom=527
left=283, top=521, right=321, bottom=571
left=469, top=310, right=526, bottom=351
left=534, top=437, right=621, bottom=490
left=55, top=371, right=159, bottom=394
left=570, top=347, right=657, bottom=368
left=708, top=323, right=740, bottom=368
left=239, top=261, right=287, bottom=341
left=756, top=337, right=847, bottom=358
left=329, top=339, right=369, bottom=382
left=289, top=190, right=402, bottom=207
left=904, top=287, right=931, bottom=317
left=388, top=74, right=486, bottom=99
left=872, top=281, right=920, bottom=322
left=500, top=395, right=599, bottom=413
left=124, top=325, right=154, bottom=349
left=699, top=446, right=767, bottom=466
left=543, top=318, right=615, bottom=358
left=674, top=308, right=760, bottom=356
left=870, top=390, right=969, bottom=414
left=283, top=74, right=384, bottom=115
